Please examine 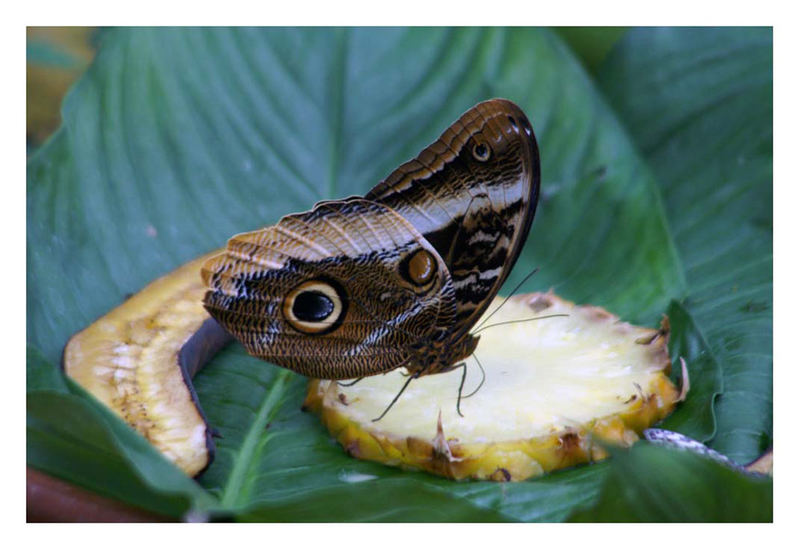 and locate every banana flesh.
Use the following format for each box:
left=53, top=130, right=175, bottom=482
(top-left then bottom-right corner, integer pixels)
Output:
left=62, top=252, right=230, bottom=477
